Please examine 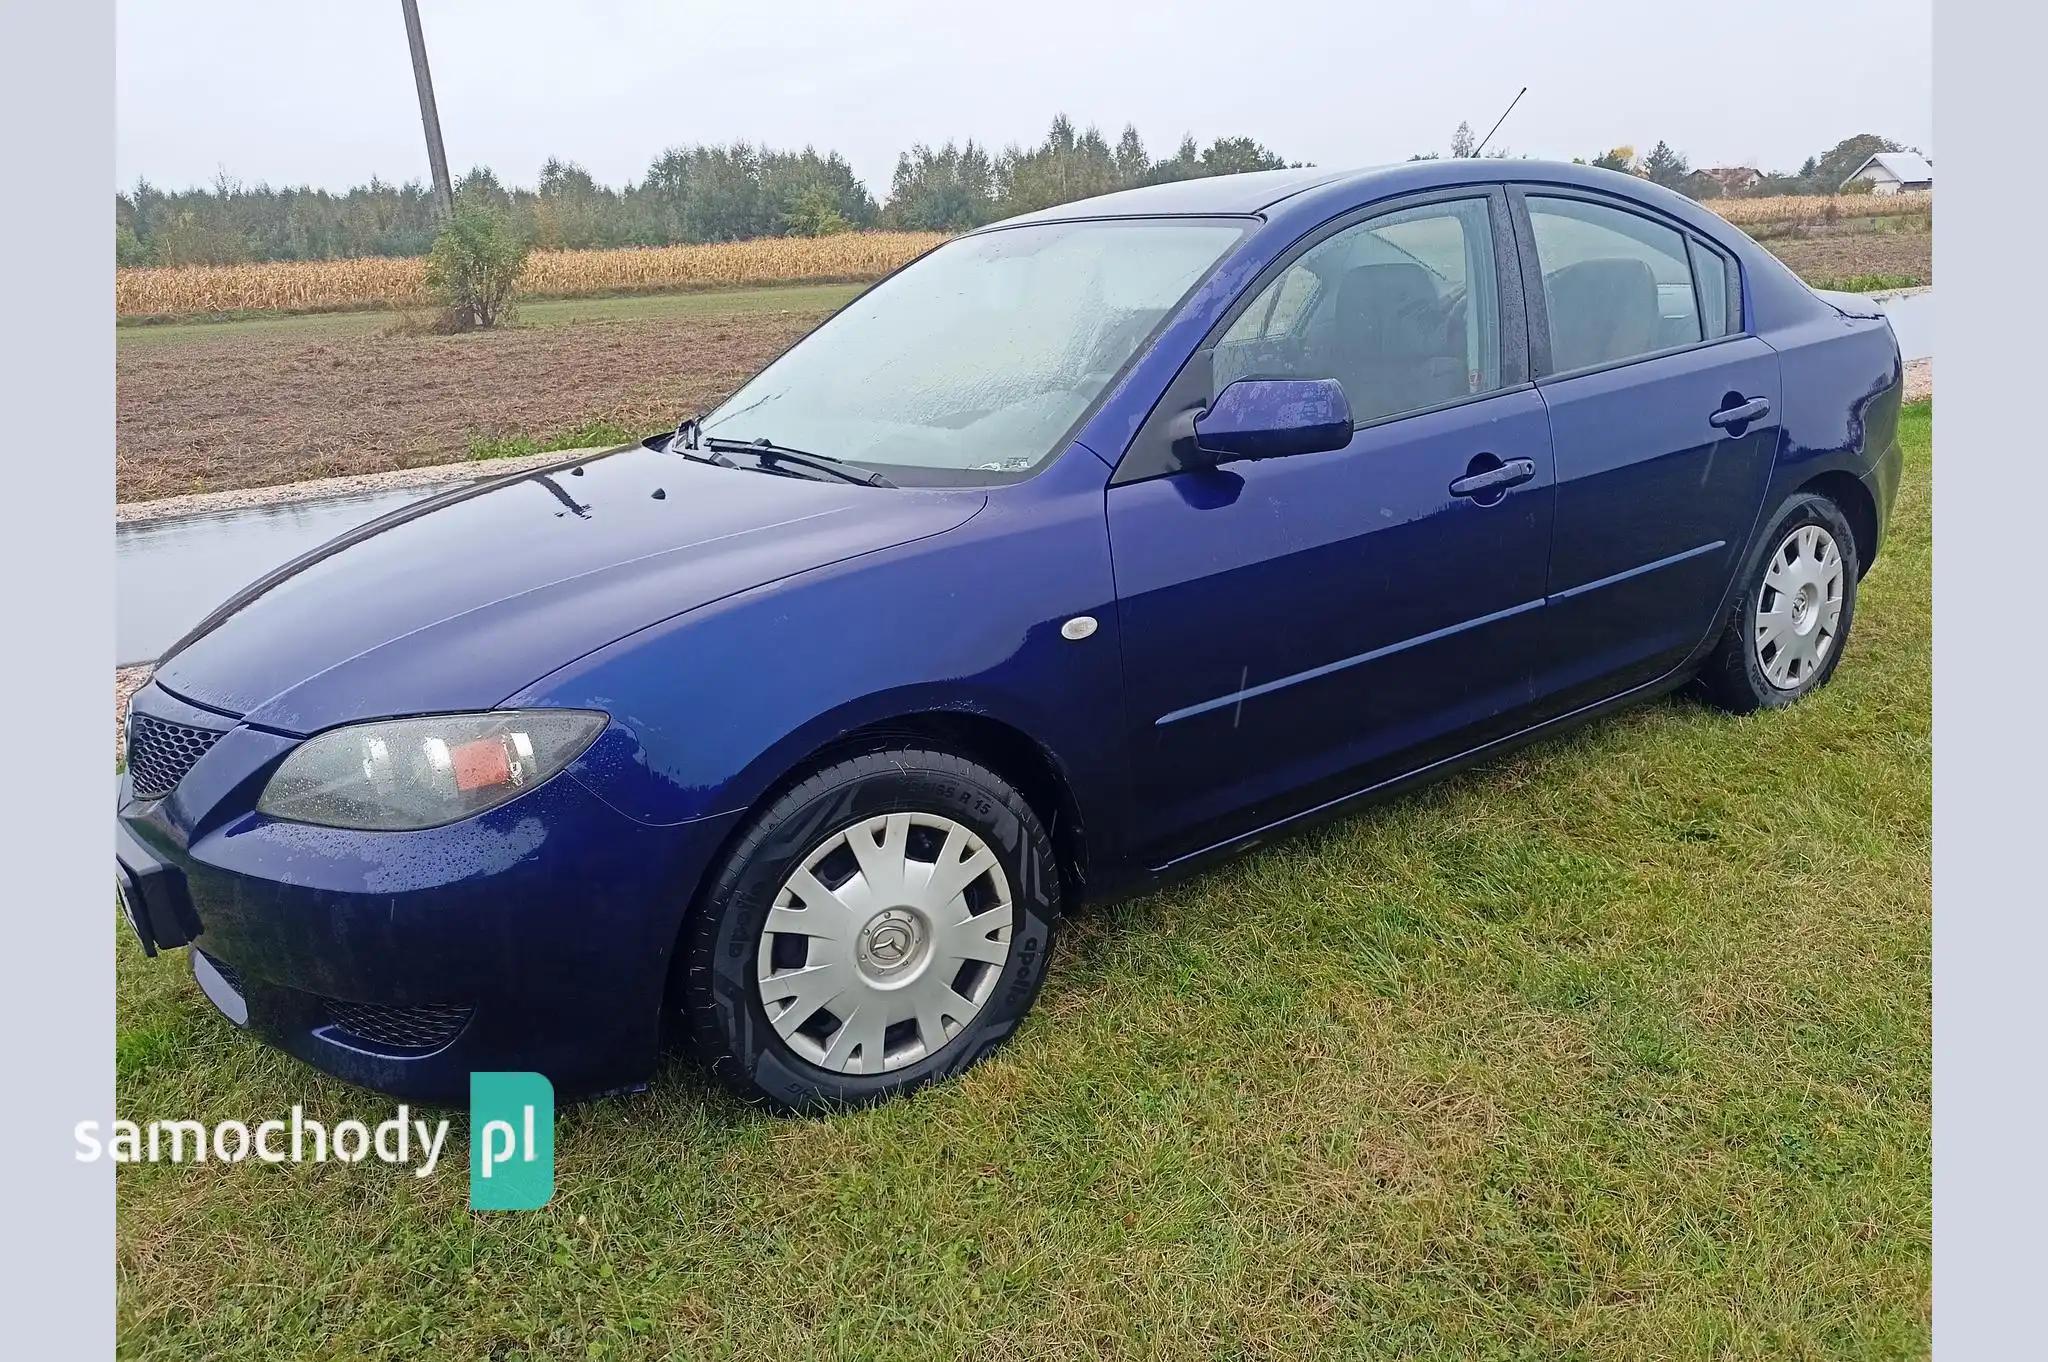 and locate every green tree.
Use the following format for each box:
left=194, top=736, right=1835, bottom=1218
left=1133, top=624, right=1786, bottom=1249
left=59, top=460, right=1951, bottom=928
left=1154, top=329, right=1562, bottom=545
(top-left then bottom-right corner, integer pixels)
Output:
left=532, top=158, right=609, bottom=249
left=761, top=148, right=876, bottom=236
left=1449, top=121, right=1477, bottom=158
left=454, top=166, right=513, bottom=214
left=1804, top=133, right=1906, bottom=193
left=424, top=192, right=530, bottom=330
left=1144, top=132, right=1287, bottom=184
left=643, top=143, right=769, bottom=242
left=1591, top=145, right=1636, bottom=173
left=114, top=223, right=150, bottom=267
left=1113, top=125, right=1150, bottom=188
left=1148, top=134, right=1203, bottom=184
left=1199, top=136, right=1286, bottom=176
left=148, top=209, right=249, bottom=266
left=995, top=115, right=1121, bottom=217
left=782, top=184, right=850, bottom=236
left=1642, top=140, right=1689, bottom=188
left=882, top=141, right=996, bottom=230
